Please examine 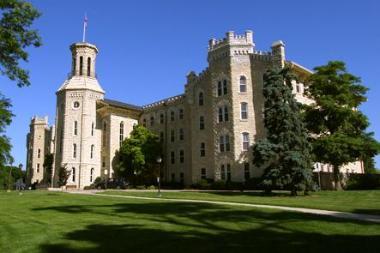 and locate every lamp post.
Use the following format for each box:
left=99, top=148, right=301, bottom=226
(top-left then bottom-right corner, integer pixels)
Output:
left=156, top=157, right=162, bottom=197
